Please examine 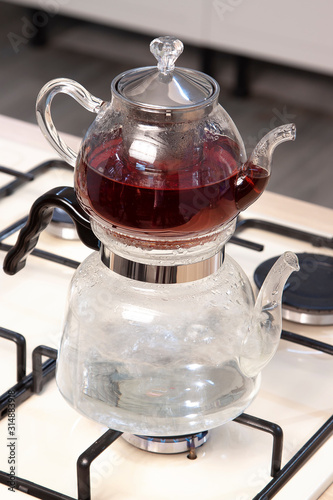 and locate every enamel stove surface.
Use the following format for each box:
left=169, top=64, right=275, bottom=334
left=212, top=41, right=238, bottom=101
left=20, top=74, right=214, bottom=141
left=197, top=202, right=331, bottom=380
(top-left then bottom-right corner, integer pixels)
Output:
left=0, top=116, right=332, bottom=500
